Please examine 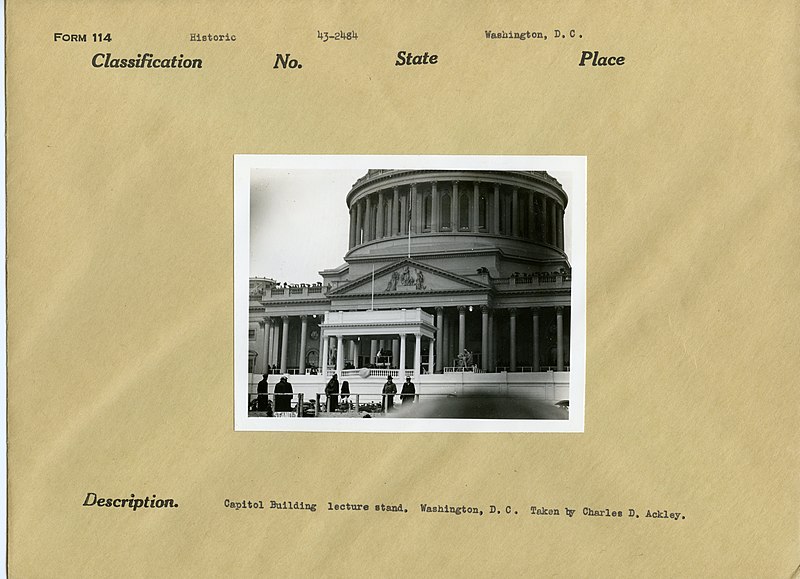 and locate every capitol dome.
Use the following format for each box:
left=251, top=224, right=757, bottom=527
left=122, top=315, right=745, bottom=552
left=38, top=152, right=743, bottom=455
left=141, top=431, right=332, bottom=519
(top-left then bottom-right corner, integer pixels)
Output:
left=342, top=169, right=568, bottom=280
